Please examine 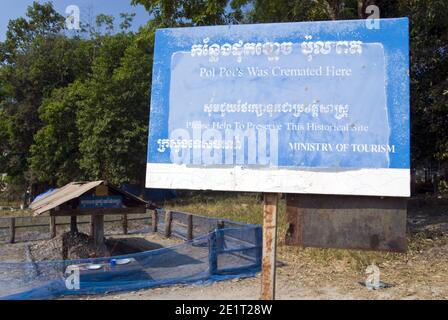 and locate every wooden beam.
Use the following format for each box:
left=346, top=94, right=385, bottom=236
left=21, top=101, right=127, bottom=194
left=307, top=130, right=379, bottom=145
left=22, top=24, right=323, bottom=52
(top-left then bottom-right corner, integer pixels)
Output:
left=164, top=210, right=172, bottom=237
left=70, top=216, right=78, bottom=233
left=9, top=217, right=15, bottom=244
left=52, top=207, right=146, bottom=217
left=122, top=214, right=128, bottom=235
left=50, top=215, right=56, bottom=239
left=92, top=215, right=104, bottom=248
left=260, top=193, right=279, bottom=300
left=90, top=215, right=94, bottom=236
left=152, top=210, right=158, bottom=233
left=187, top=213, right=193, bottom=240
